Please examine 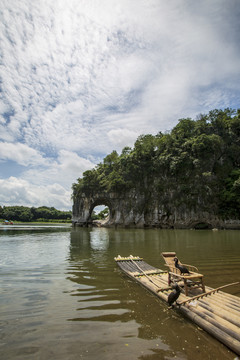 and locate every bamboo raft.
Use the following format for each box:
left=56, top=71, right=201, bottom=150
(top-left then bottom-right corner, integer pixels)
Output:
left=114, top=255, right=240, bottom=355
